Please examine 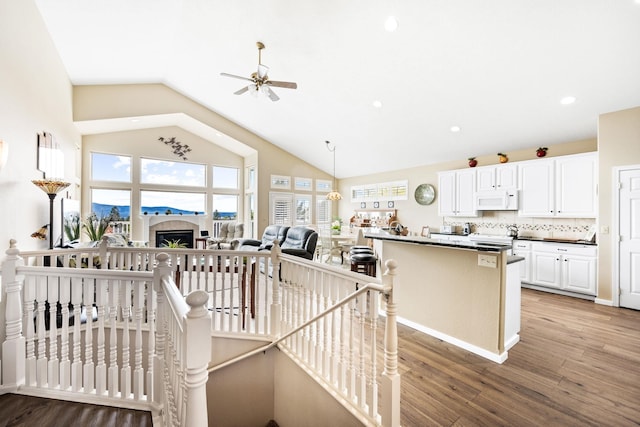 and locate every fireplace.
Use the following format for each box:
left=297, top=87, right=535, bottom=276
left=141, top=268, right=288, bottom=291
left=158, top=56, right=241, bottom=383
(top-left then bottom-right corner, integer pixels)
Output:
left=155, top=229, right=194, bottom=248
